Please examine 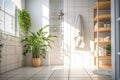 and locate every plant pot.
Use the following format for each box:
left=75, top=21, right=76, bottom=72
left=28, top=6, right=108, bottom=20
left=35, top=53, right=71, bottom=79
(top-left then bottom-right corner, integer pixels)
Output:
left=32, top=58, right=41, bottom=67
